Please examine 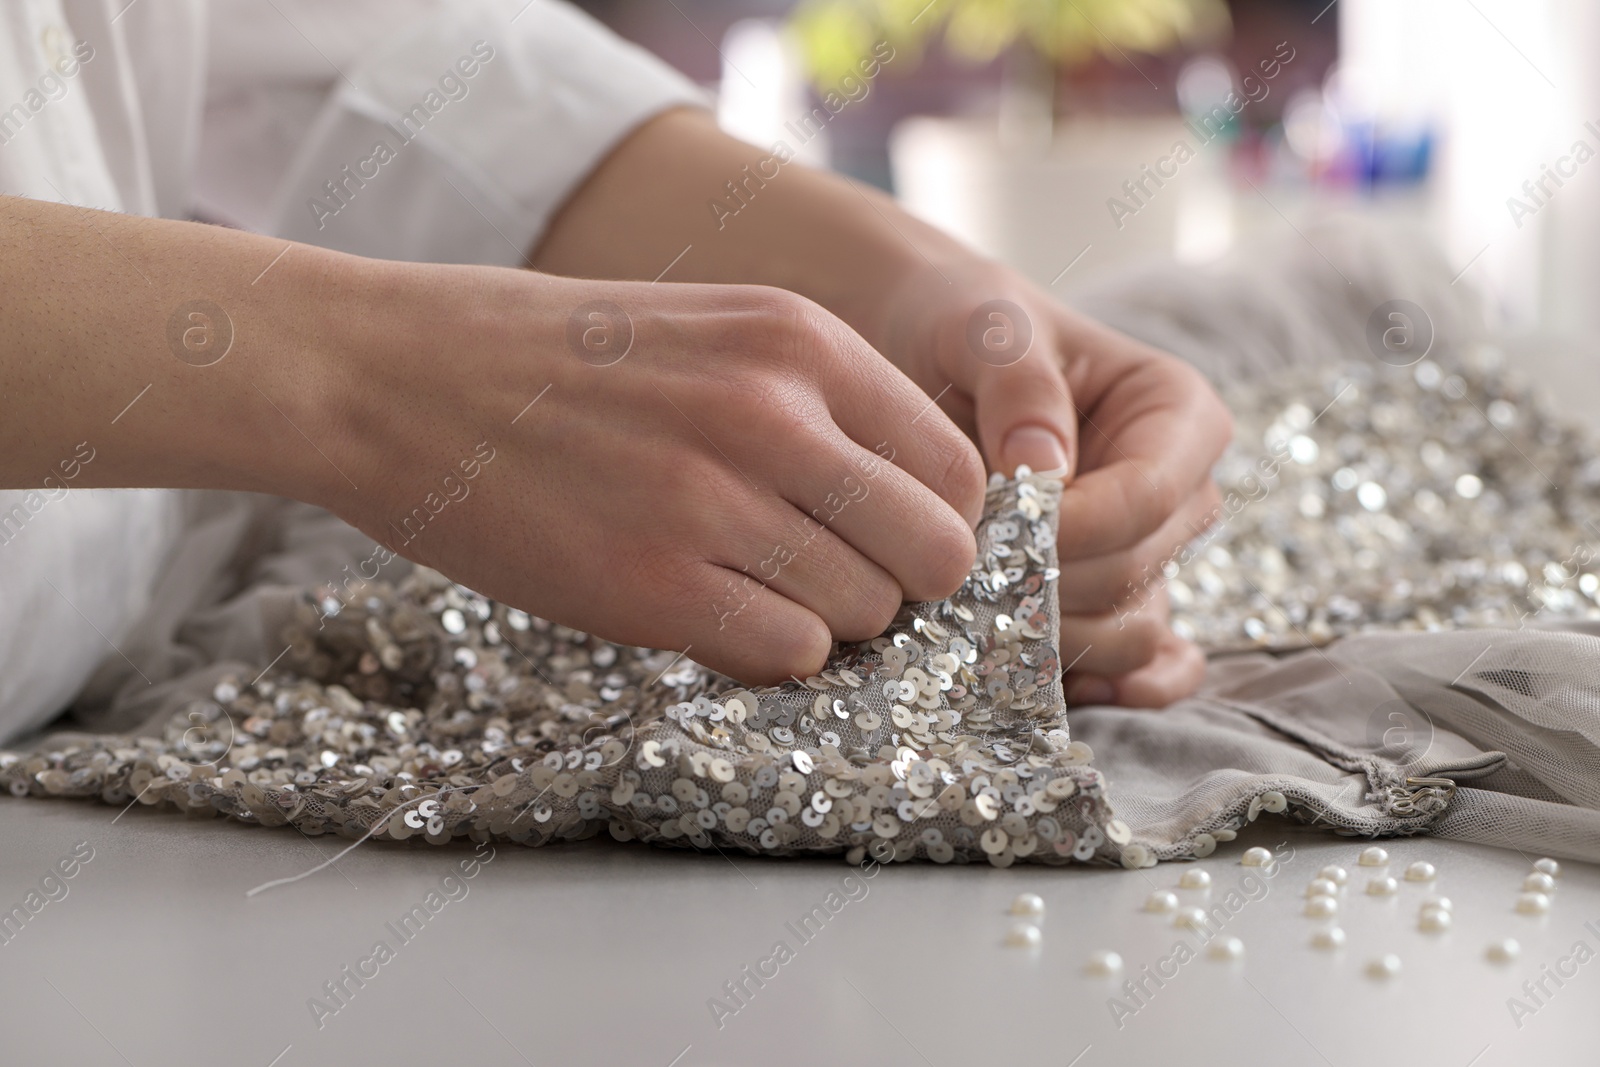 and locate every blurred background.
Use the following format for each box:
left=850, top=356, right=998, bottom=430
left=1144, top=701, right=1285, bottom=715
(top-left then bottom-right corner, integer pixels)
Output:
left=574, top=0, right=1600, bottom=381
